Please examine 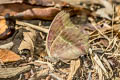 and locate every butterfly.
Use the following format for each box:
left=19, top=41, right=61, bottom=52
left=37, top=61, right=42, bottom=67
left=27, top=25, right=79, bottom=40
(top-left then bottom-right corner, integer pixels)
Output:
left=46, top=11, right=89, bottom=62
